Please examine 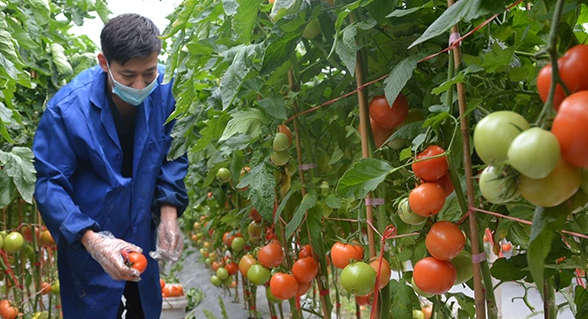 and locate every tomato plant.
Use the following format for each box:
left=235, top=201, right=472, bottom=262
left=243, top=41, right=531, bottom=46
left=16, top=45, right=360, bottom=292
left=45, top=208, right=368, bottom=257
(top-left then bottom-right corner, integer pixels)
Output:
left=330, top=242, right=364, bottom=269
left=551, top=91, right=588, bottom=168
left=269, top=272, right=299, bottom=300
left=257, top=241, right=284, bottom=268
left=425, top=221, right=465, bottom=261
left=292, top=256, right=319, bottom=283
left=340, top=261, right=377, bottom=297
left=408, top=183, right=446, bottom=217
left=413, top=257, right=457, bottom=295
left=368, top=93, right=409, bottom=129
left=473, top=111, right=530, bottom=165
left=518, top=158, right=581, bottom=207
left=412, top=145, right=448, bottom=182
